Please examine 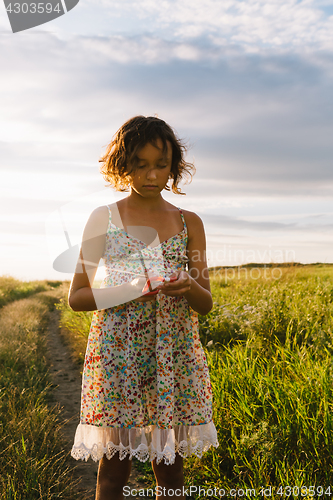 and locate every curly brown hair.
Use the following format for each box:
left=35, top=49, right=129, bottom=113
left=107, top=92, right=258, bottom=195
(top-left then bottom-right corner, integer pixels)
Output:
left=99, top=116, right=195, bottom=195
